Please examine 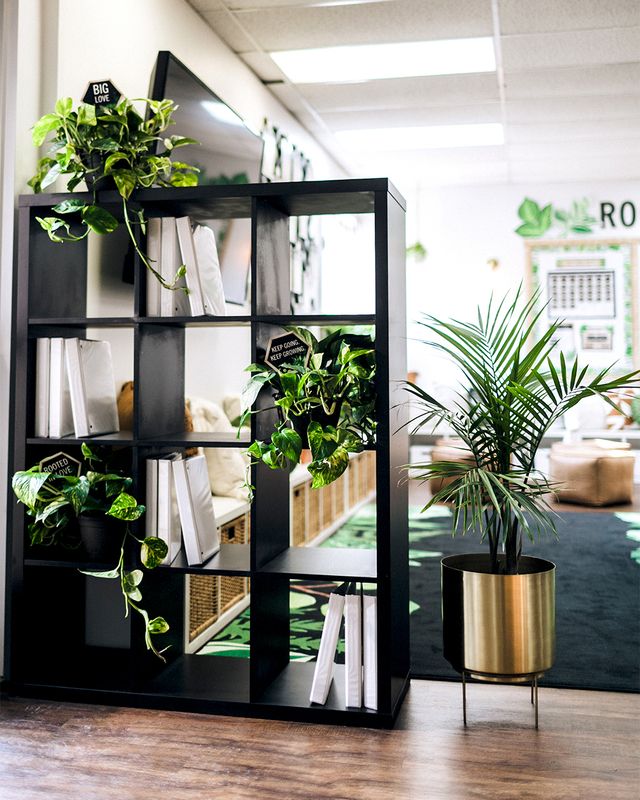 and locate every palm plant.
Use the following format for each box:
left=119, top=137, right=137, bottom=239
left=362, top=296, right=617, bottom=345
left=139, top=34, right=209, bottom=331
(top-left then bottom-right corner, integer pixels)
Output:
left=407, top=288, right=639, bottom=575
